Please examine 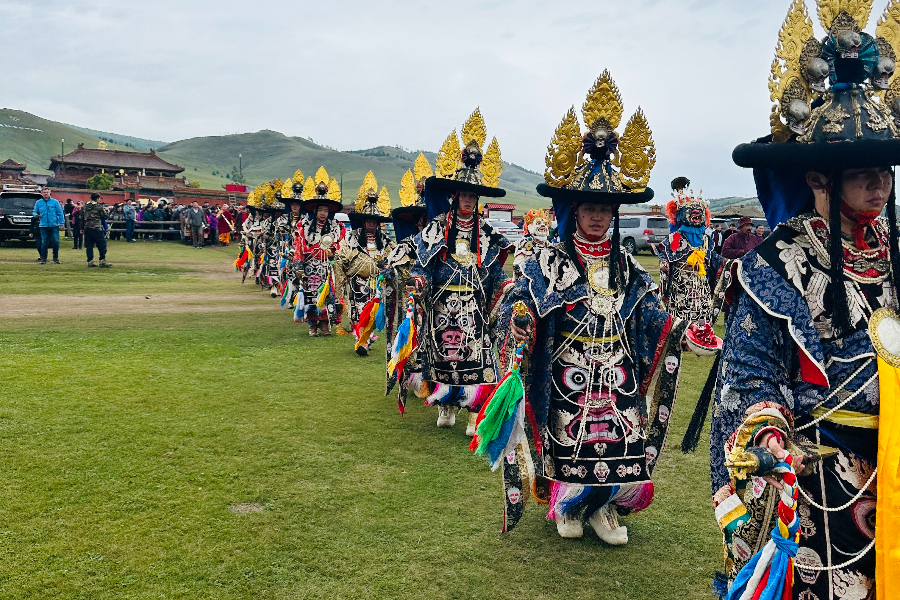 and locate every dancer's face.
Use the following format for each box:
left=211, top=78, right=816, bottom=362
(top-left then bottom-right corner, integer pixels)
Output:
left=575, top=203, right=613, bottom=239
left=457, top=192, right=478, bottom=215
